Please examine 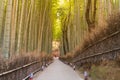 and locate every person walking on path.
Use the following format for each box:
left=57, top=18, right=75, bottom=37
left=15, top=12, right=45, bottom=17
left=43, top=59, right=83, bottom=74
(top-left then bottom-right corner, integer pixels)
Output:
left=29, top=73, right=33, bottom=80
left=84, top=70, right=88, bottom=80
